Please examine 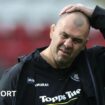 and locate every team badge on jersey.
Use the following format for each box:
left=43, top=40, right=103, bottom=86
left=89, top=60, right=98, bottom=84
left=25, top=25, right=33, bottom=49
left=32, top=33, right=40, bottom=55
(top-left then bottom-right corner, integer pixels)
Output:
left=70, top=73, right=80, bottom=82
